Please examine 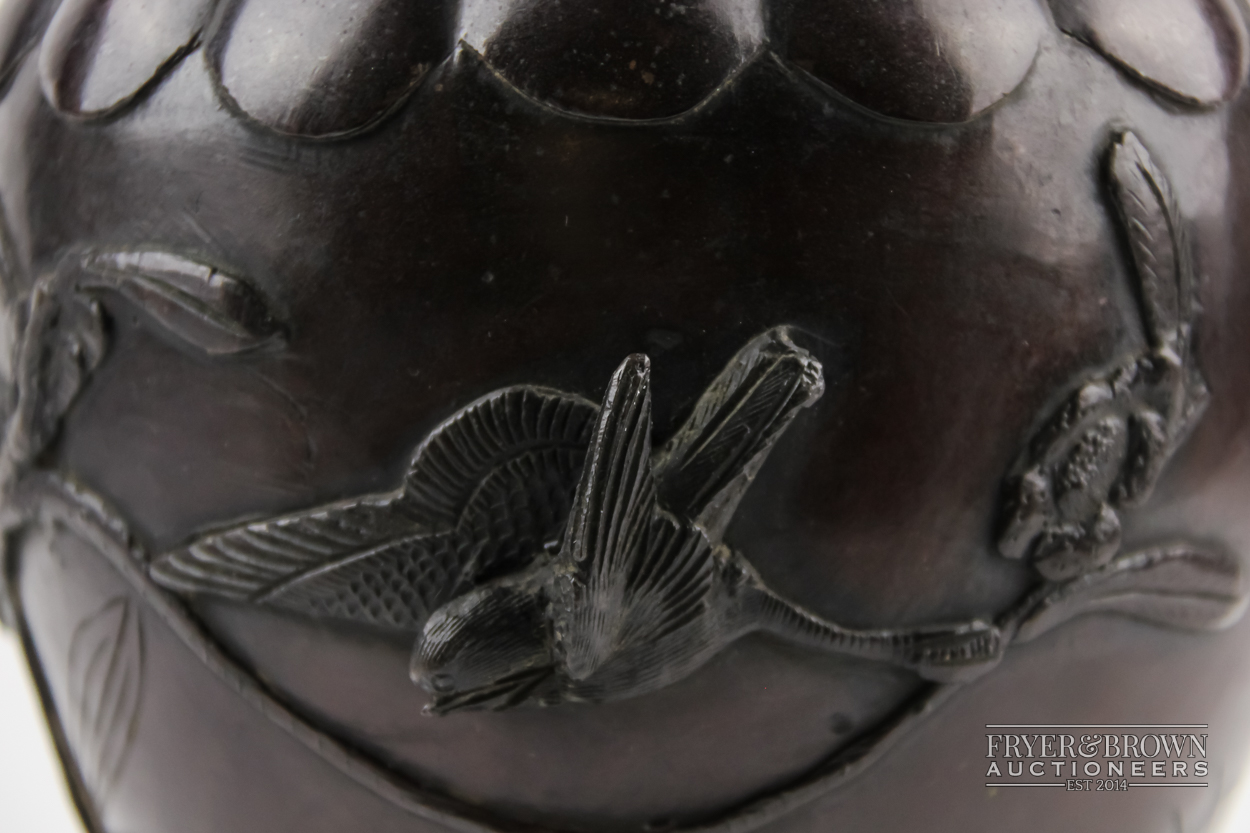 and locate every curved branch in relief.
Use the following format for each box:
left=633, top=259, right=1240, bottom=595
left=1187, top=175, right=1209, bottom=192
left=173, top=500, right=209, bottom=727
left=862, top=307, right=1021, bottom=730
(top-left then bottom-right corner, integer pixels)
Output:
left=1007, top=544, right=1246, bottom=642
